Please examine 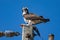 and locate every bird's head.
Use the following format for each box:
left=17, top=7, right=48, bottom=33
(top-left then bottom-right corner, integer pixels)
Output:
left=22, top=7, right=29, bottom=16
